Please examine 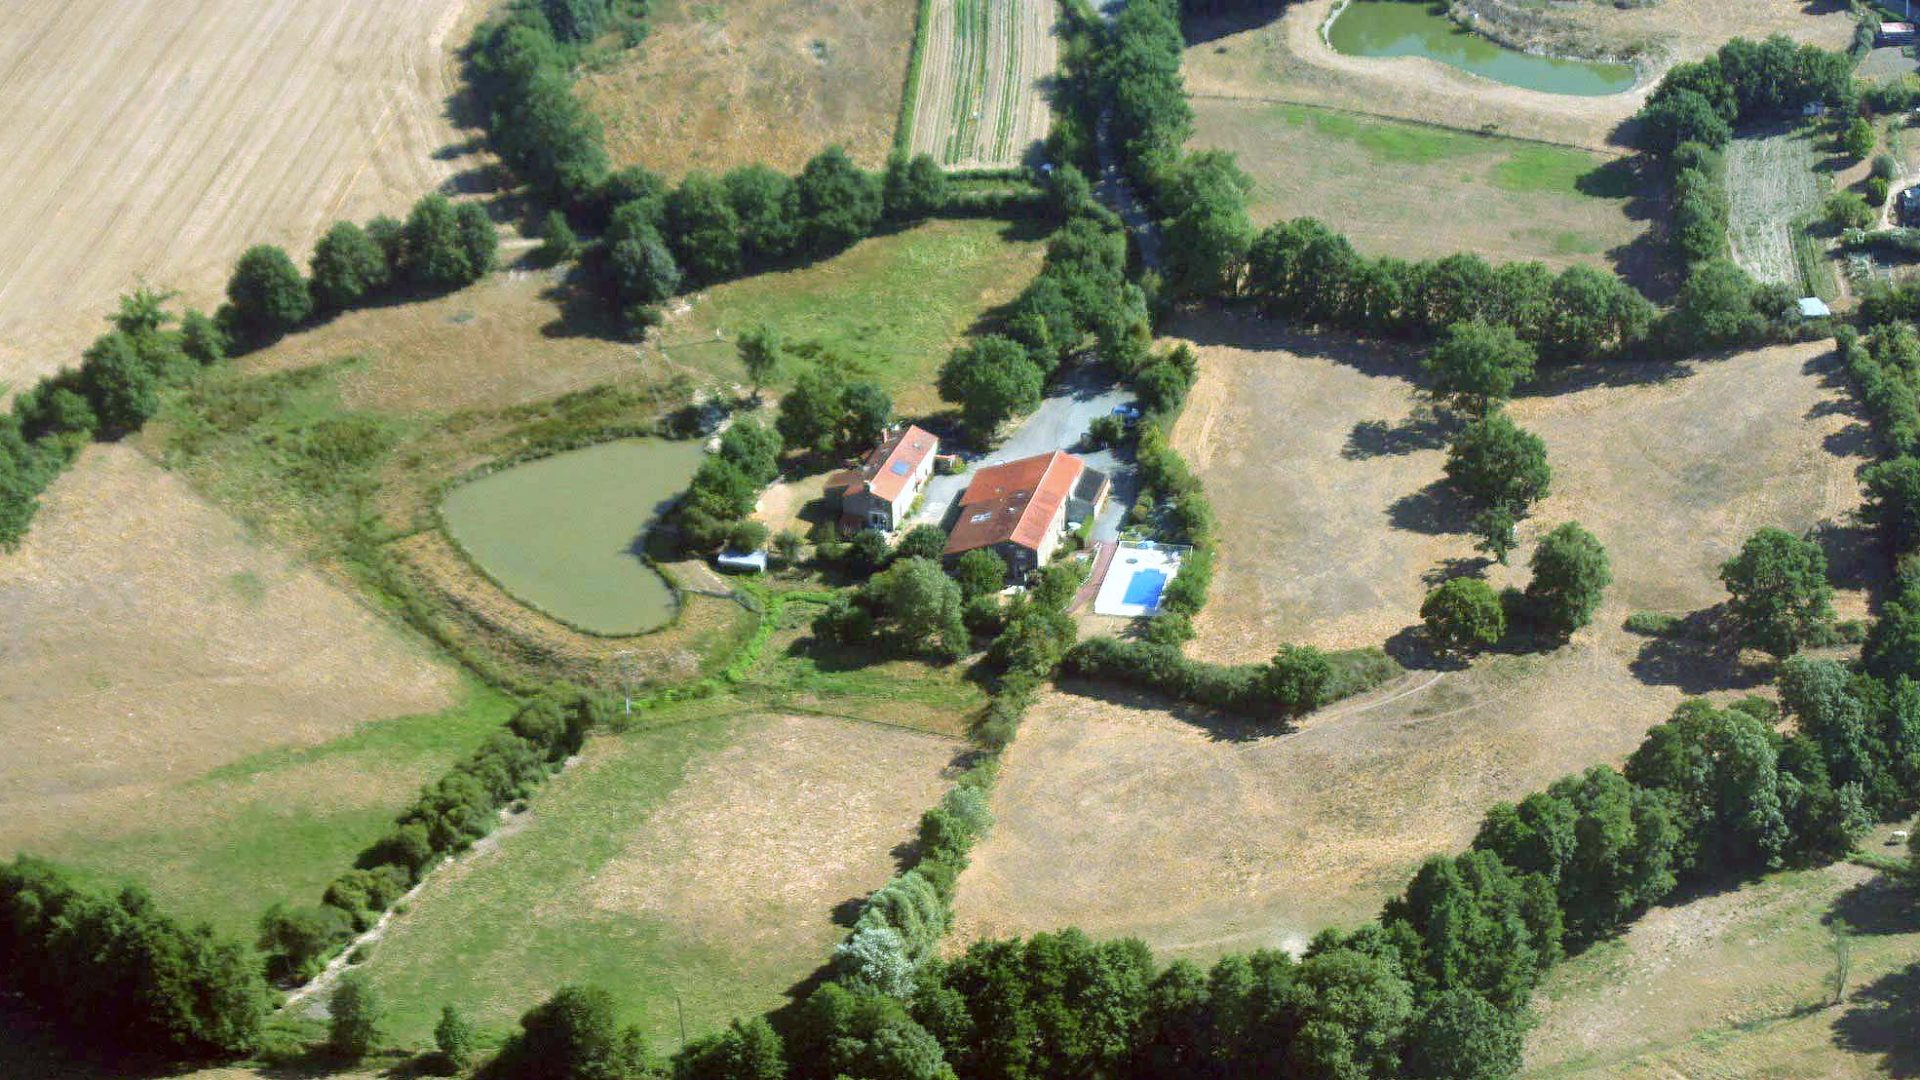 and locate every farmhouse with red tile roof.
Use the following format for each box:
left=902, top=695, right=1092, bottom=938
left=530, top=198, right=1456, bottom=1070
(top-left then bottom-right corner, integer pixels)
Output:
left=943, top=450, right=1109, bottom=580
left=825, top=424, right=939, bottom=532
